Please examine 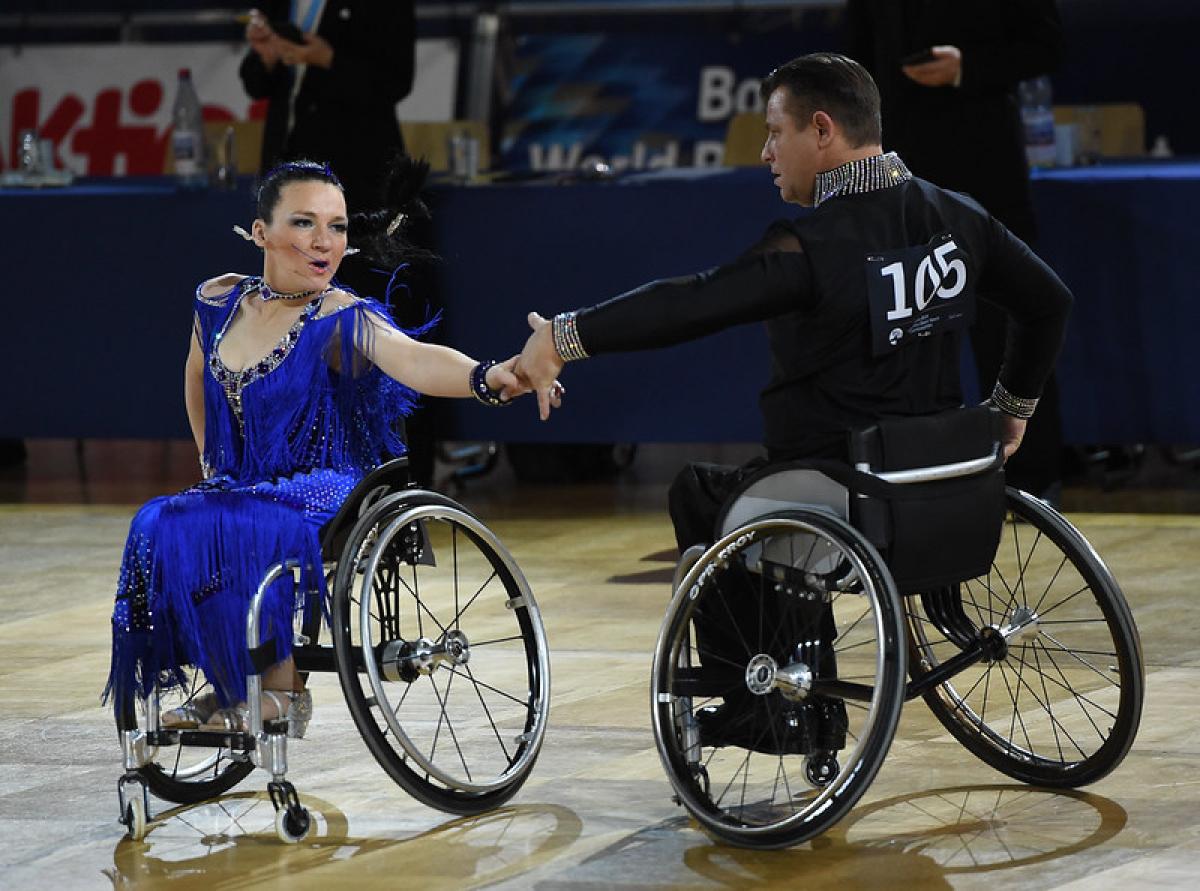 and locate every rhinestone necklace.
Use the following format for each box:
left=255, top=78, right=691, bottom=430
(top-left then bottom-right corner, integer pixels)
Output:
left=251, top=276, right=323, bottom=302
